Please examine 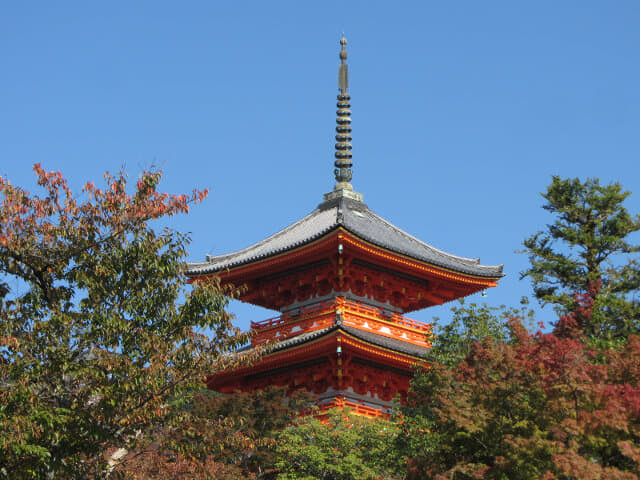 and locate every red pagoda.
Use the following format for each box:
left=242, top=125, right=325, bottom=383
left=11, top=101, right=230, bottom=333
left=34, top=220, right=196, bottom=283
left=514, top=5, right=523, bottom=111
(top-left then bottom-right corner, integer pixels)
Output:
left=187, top=37, right=503, bottom=417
